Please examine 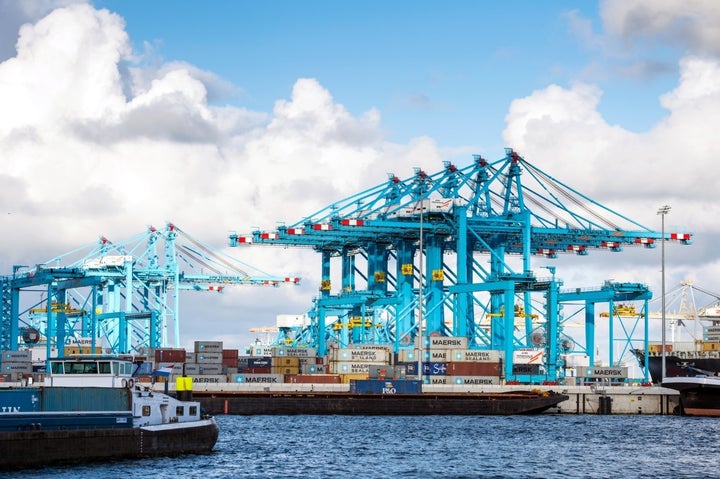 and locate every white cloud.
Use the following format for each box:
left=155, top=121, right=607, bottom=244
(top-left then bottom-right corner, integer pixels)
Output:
left=0, top=4, right=443, bottom=348
left=601, top=0, right=720, bottom=57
